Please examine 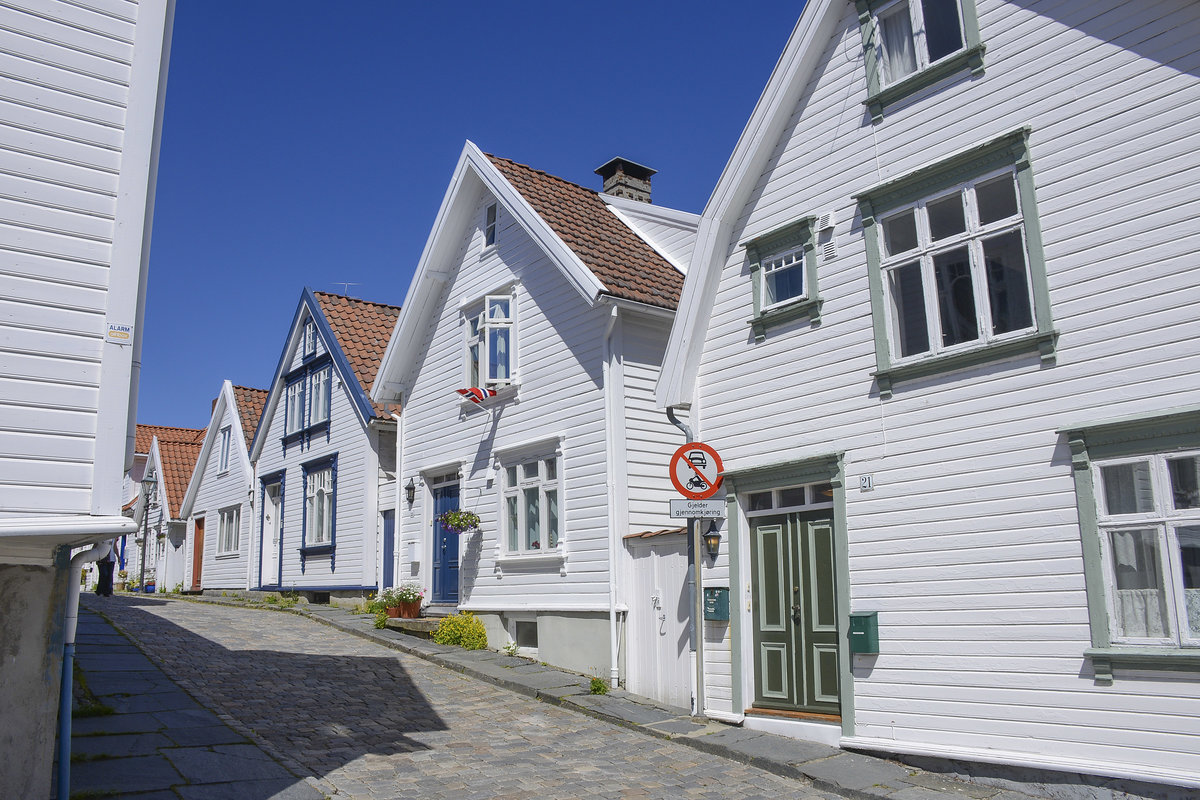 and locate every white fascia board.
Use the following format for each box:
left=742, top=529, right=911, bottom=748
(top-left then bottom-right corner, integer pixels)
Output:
left=657, top=0, right=838, bottom=410
left=602, top=196, right=697, bottom=275
left=180, top=380, right=247, bottom=518
left=371, top=141, right=607, bottom=401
